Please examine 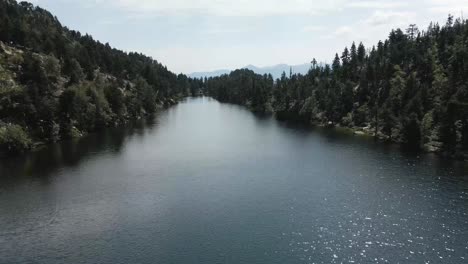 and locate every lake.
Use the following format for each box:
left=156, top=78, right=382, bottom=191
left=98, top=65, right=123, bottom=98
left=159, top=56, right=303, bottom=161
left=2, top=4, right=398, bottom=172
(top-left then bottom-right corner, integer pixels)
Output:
left=1, top=97, right=468, bottom=264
